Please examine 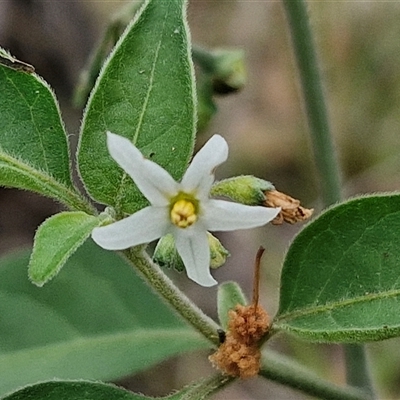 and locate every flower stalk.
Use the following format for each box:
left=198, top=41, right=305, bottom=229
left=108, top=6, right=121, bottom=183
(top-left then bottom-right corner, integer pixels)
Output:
left=123, top=246, right=220, bottom=346
left=282, top=0, right=374, bottom=396
left=282, top=0, right=341, bottom=206
left=260, top=350, right=372, bottom=400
